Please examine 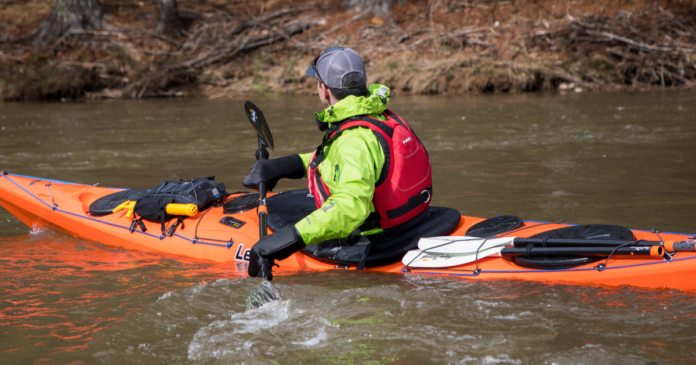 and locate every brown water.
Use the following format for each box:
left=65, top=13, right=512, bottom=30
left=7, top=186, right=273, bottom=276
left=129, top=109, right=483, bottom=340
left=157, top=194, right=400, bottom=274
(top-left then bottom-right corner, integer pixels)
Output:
left=0, top=92, right=695, bottom=364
